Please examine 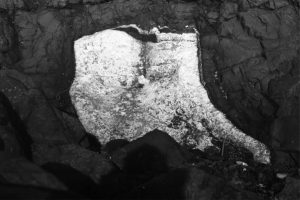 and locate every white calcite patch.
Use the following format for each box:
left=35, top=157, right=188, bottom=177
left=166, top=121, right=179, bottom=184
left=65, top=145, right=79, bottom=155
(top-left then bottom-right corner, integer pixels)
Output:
left=70, top=25, right=270, bottom=164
